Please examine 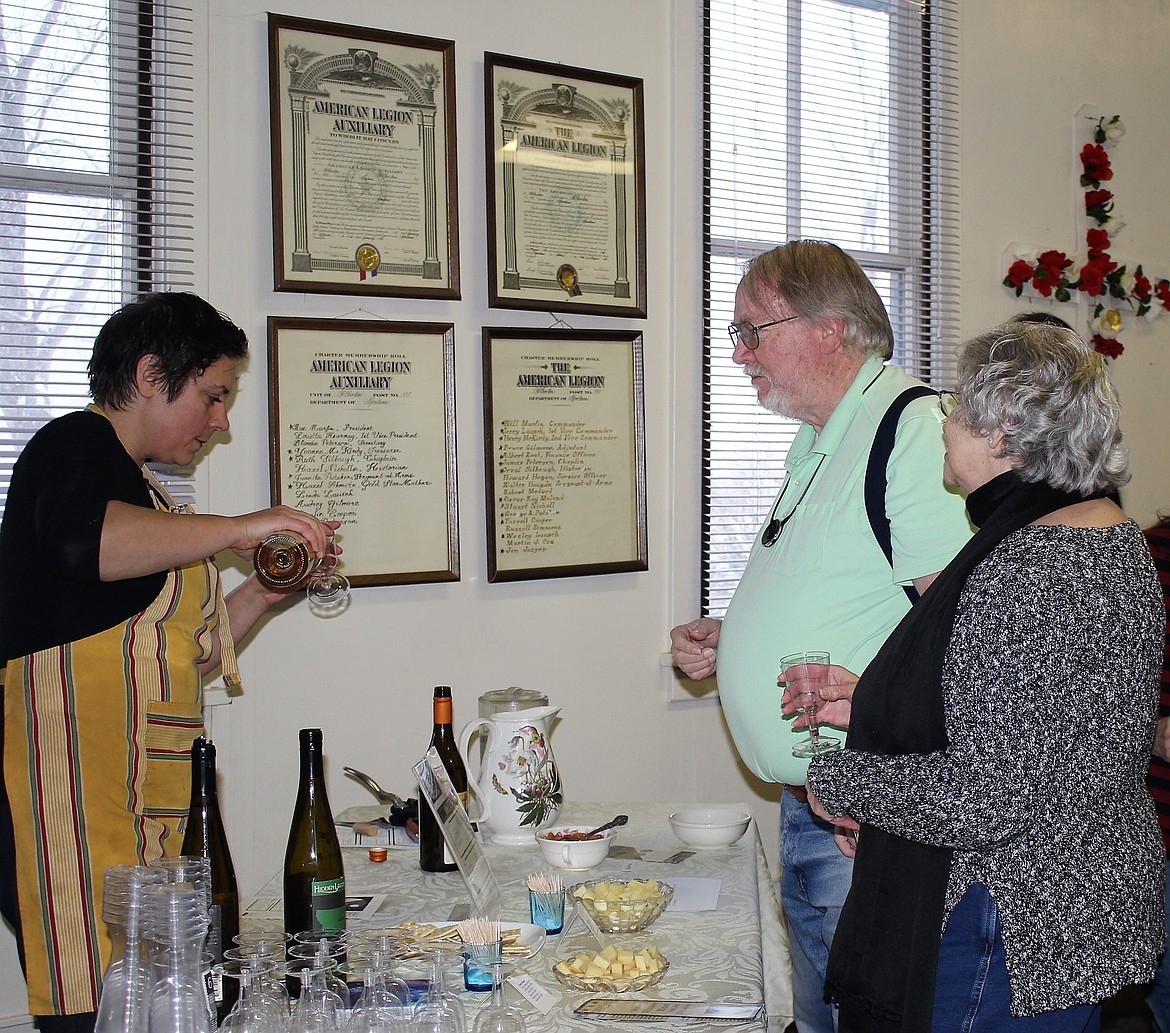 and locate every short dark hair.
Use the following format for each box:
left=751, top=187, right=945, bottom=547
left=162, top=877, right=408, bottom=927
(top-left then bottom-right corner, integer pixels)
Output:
left=88, top=292, right=248, bottom=410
